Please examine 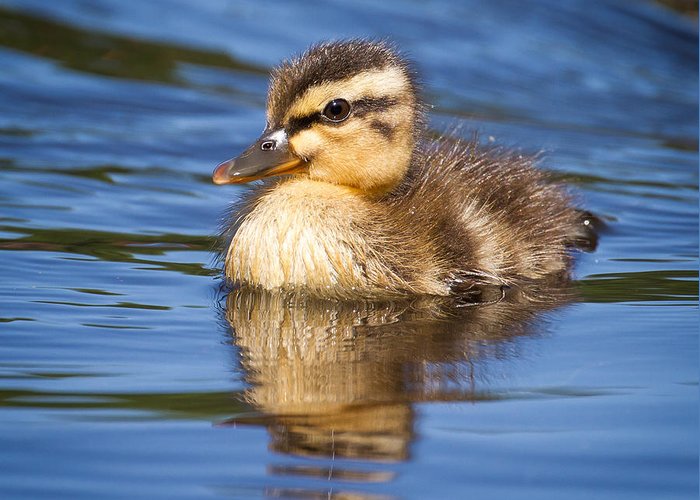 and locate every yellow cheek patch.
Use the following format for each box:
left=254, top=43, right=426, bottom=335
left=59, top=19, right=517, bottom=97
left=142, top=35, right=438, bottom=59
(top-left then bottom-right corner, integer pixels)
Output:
left=289, top=128, right=325, bottom=159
